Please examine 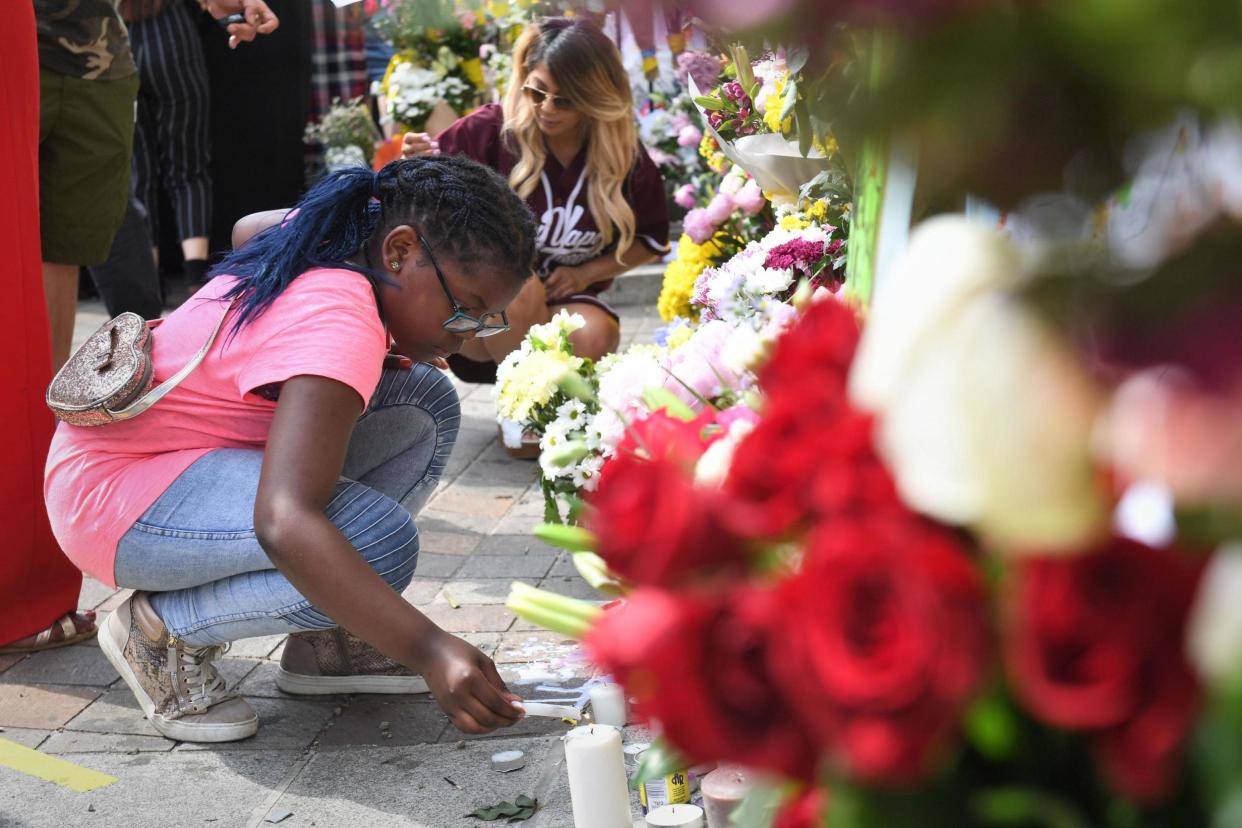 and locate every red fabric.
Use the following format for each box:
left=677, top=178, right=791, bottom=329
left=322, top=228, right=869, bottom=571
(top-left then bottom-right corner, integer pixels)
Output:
left=0, top=3, right=83, bottom=643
